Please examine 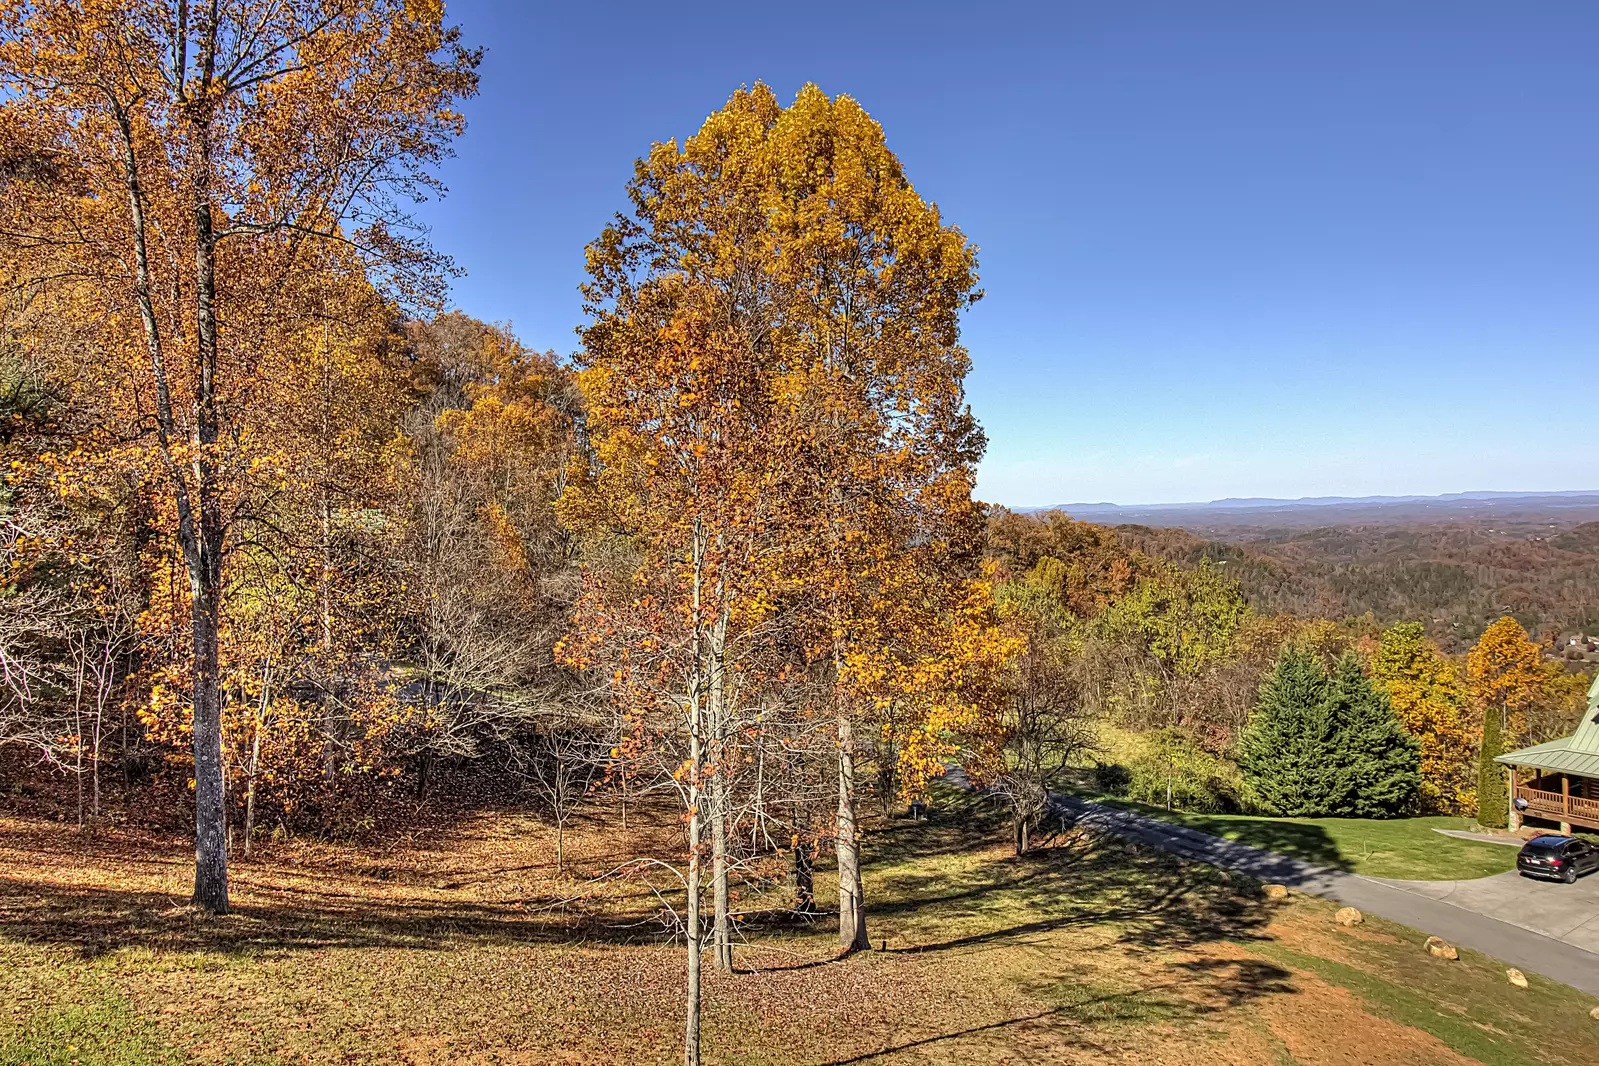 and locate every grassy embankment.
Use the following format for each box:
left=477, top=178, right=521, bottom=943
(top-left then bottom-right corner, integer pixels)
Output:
left=1079, top=724, right=1520, bottom=881
left=1086, top=795, right=1520, bottom=881
left=1, top=786, right=1591, bottom=1065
